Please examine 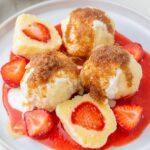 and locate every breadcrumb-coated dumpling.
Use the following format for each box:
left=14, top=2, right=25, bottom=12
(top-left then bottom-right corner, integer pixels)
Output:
left=80, top=45, right=142, bottom=100
left=61, top=8, right=115, bottom=58
left=21, top=51, right=82, bottom=111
